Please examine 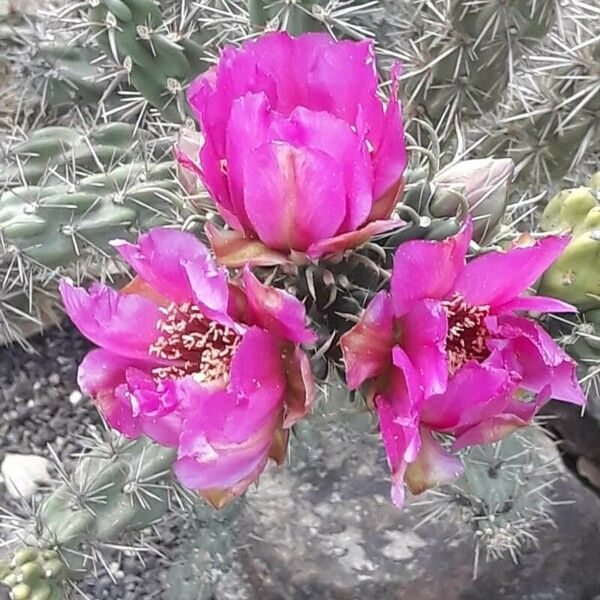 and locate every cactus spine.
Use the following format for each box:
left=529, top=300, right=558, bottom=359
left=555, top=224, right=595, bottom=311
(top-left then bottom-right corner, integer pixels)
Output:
left=390, top=0, right=556, bottom=145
